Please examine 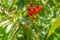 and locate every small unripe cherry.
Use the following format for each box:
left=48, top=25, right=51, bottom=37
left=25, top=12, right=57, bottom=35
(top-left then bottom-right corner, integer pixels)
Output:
left=30, top=20, right=33, bottom=23
left=24, top=25, right=28, bottom=30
